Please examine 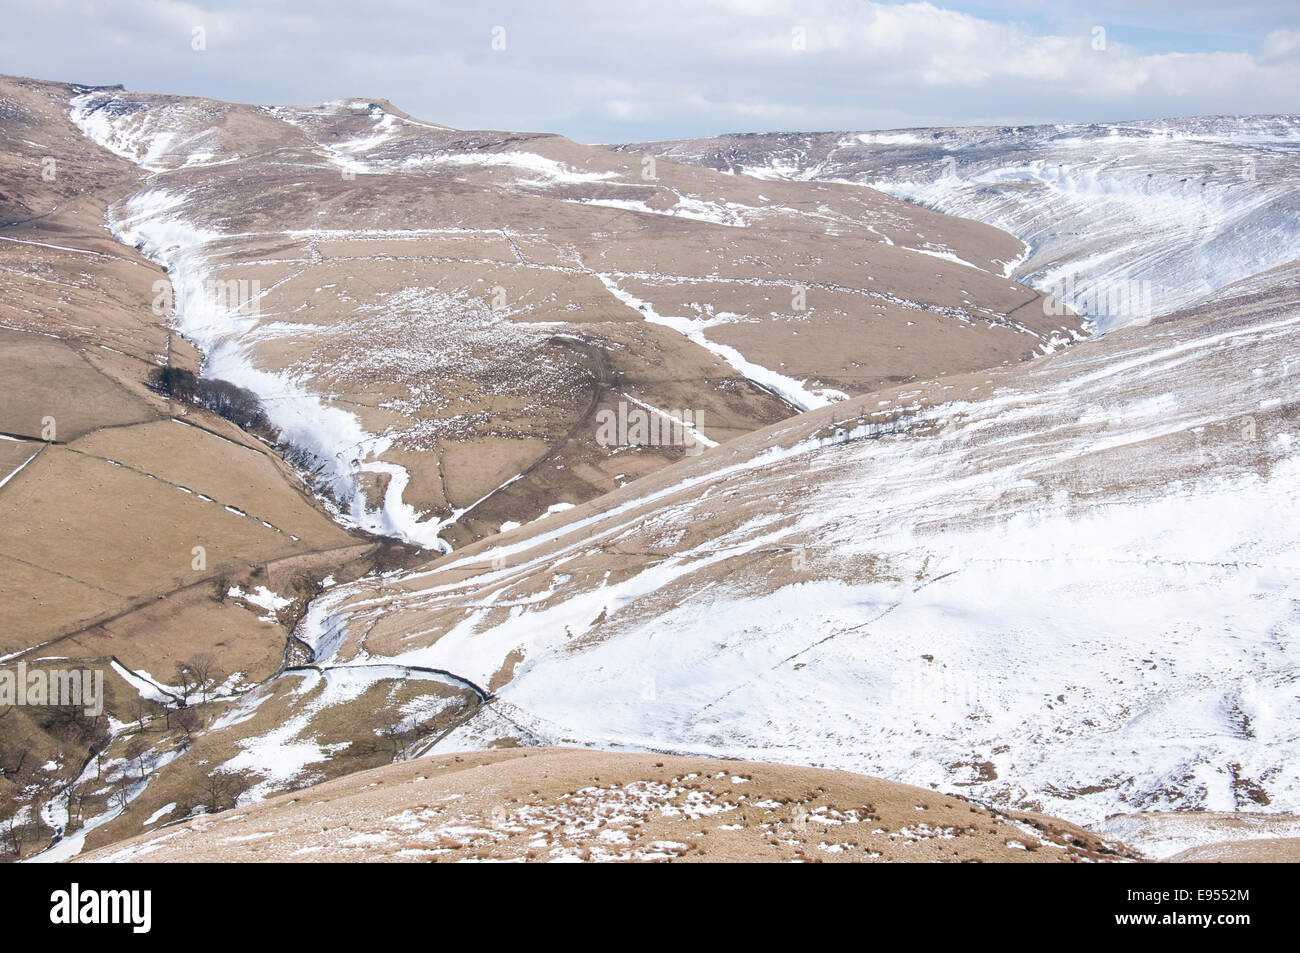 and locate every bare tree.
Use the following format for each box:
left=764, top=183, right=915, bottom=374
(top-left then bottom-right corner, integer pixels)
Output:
left=172, top=661, right=196, bottom=707
left=379, top=714, right=409, bottom=763
left=0, top=740, right=29, bottom=781
left=0, top=815, right=28, bottom=860
left=124, top=737, right=156, bottom=783
left=174, top=706, right=201, bottom=750
left=203, top=771, right=245, bottom=814
left=109, top=786, right=131, bottom=813
left=128, top=694, right=152, bottom=732
left=64, top=781, right=85, bottom=829
left=49, top=761, right=83, bottom=826
left=290, top=570, right=324, bottom=601
left=212, top=570, right=235, bottom=604
left=186, top=654, right=221, bottom=704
